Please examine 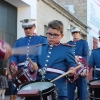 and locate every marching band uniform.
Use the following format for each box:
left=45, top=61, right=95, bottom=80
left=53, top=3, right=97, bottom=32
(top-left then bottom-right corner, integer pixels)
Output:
left=67, top=27, right=89, bottom=100
left=89, top=48, right=100, bottom=78
left=67, top=39, right=88, bottom=60
left=9, top=19, right=47, bottom=100
left=10, top=35, right=47, bottom=71
left=31, top=43, right=76, bottom=100
left=89, top=37, right=100, bottom=79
